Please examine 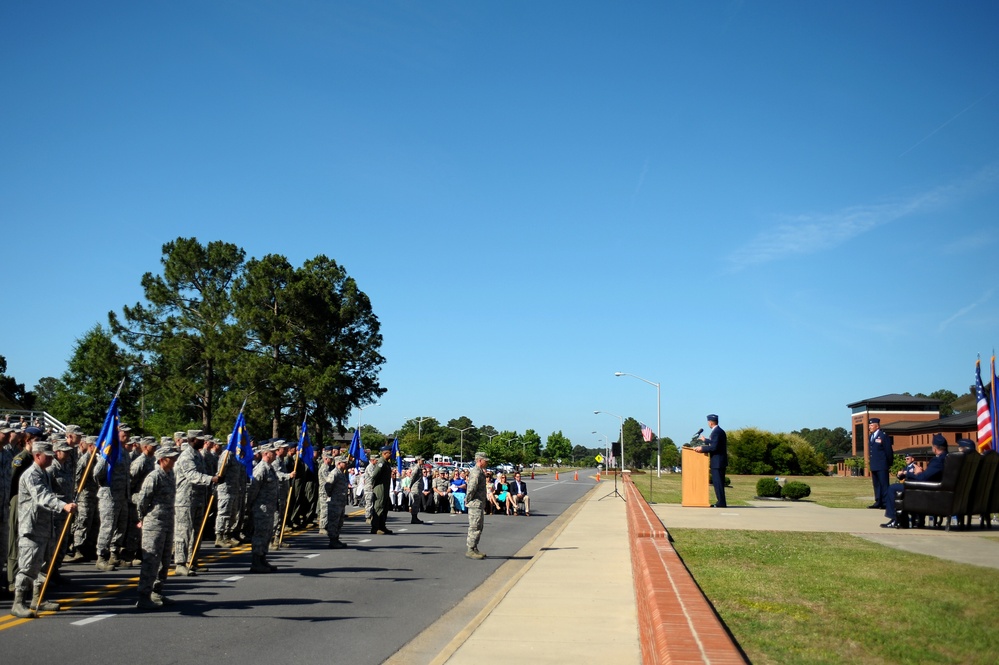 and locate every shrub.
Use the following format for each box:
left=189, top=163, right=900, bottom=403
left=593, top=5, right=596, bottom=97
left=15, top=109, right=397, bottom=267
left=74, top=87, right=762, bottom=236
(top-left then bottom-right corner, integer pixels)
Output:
left=756, top=477, right=782, bottom=498
left=782, top=481, right=811, bottom=501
